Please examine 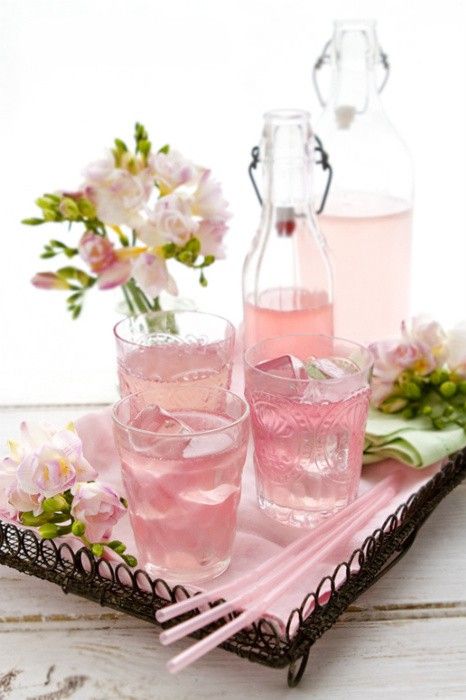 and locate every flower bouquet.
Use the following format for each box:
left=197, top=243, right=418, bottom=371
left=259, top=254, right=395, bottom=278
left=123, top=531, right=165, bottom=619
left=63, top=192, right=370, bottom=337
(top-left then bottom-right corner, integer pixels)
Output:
left=23, top=123, right=230, bottom=317
left=370, top=317, right=466, bottom=430
left=0, top=421, right=136, bottom=566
